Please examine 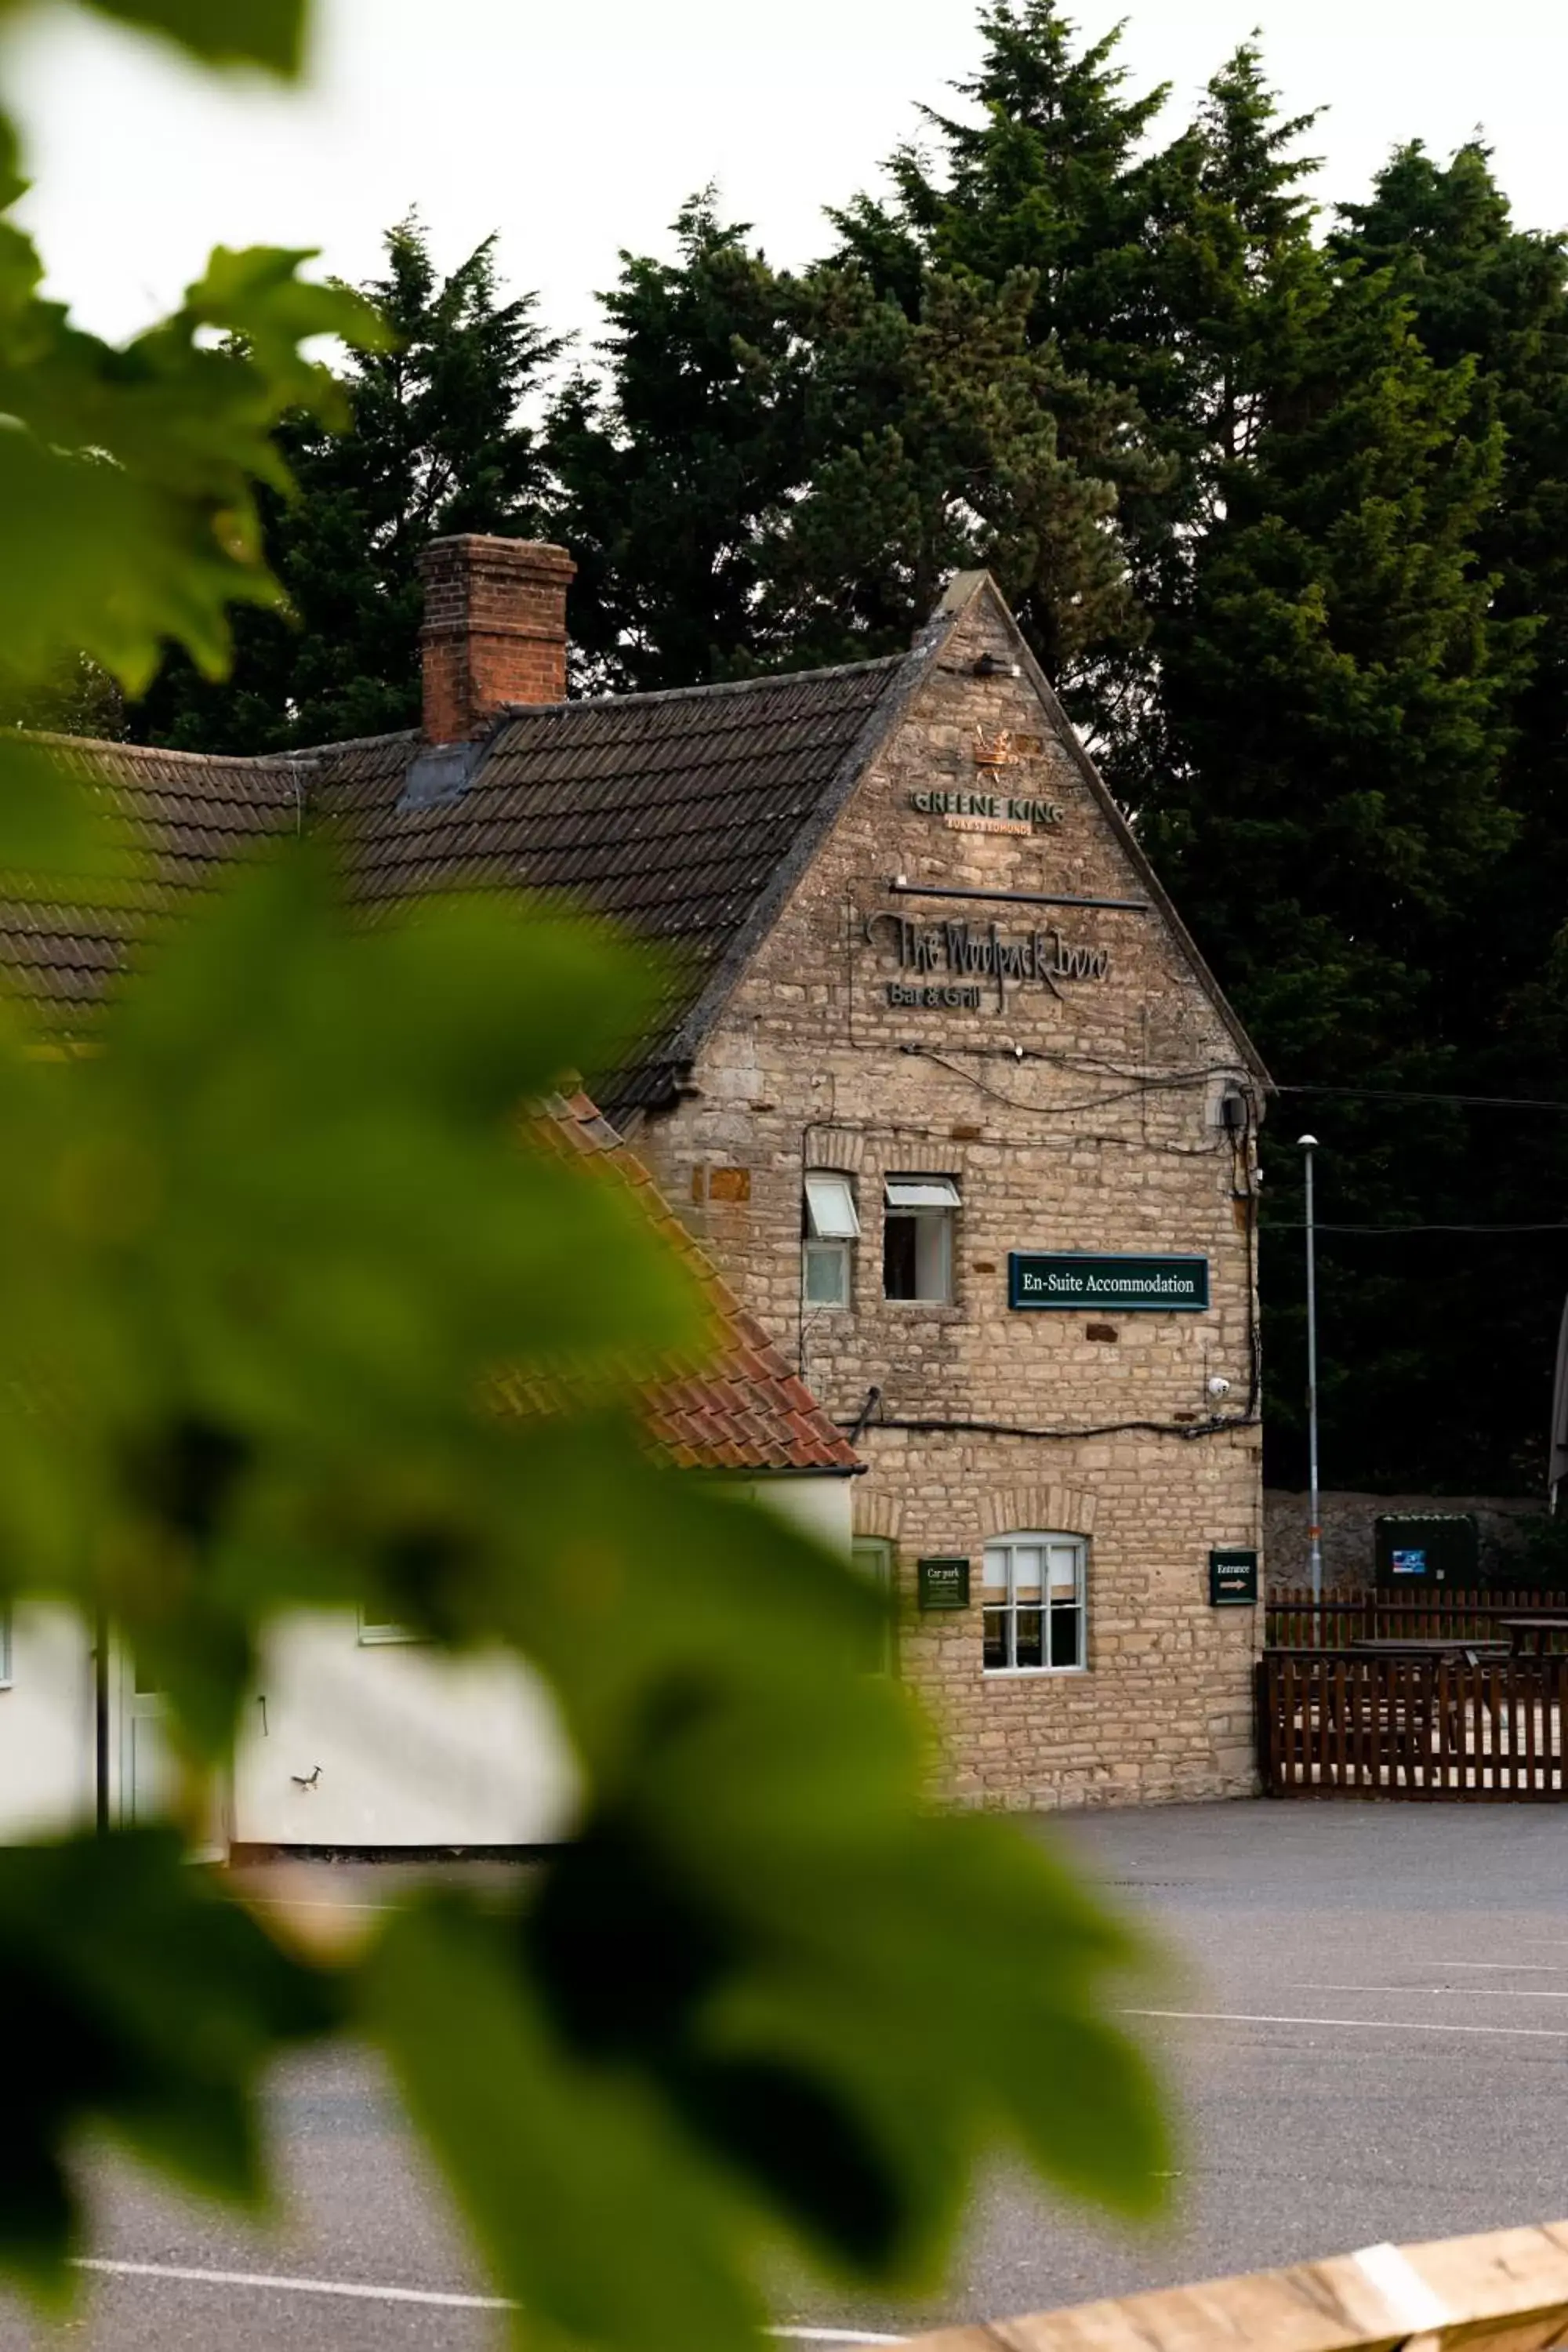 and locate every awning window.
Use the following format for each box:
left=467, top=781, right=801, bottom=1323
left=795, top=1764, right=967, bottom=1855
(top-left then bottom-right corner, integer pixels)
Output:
left=884, top=1176, right=962, bottom=1211
left=804, top=1172, right=860, bottom=1240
